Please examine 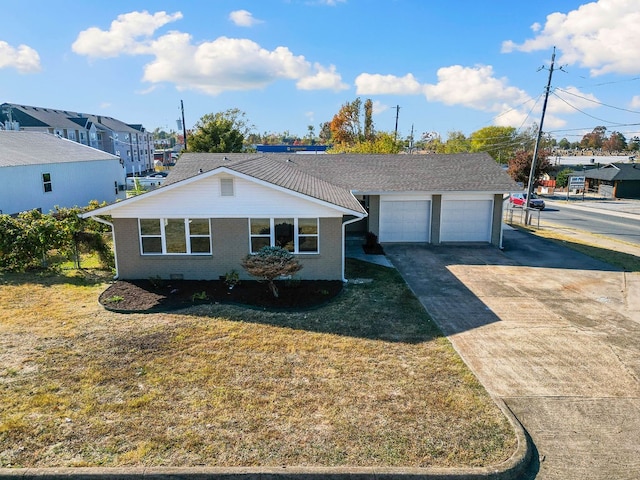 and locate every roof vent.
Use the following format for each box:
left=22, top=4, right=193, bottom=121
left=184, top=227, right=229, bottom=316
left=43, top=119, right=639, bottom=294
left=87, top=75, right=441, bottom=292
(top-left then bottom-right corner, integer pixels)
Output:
left=198, top=169, right=203, bottom=173
left=223, top=156, right=228, bottom=161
